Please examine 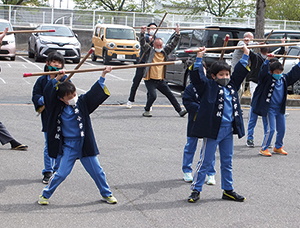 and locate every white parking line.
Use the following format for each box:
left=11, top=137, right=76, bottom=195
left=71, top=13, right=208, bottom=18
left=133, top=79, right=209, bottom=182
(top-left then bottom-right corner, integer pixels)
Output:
left=7, top=63, right=11, bottom=68
left=18, top=56, right=43, bottom=70
left=22, top=64, right=27, bottom=68
left=84, top=62, right=96, bottom=66
left=0, top=77, right=6, bottom=84
left=22, top=78, right=31, bottom=84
